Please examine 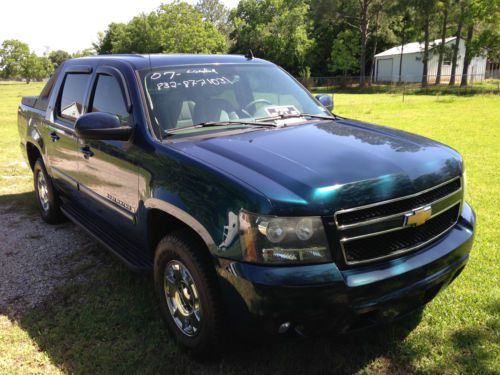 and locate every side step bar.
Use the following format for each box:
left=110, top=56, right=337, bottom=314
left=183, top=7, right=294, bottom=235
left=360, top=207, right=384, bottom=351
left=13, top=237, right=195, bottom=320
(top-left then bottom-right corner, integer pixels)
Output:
left=62, top=203, right=153, bottom=272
